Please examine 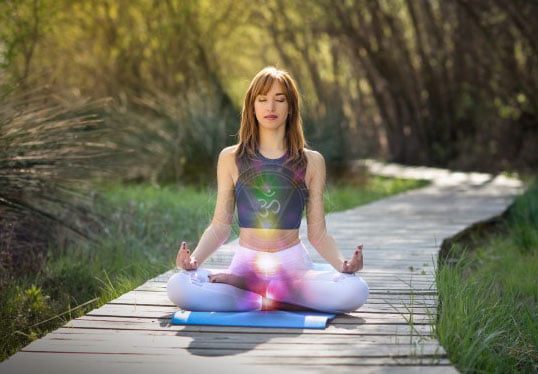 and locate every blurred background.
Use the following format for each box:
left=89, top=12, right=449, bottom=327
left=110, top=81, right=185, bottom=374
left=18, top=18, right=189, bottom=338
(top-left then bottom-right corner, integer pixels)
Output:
left=1, top=0, right=537, bottom=365
left=2, top=0, right=537, bottom=178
